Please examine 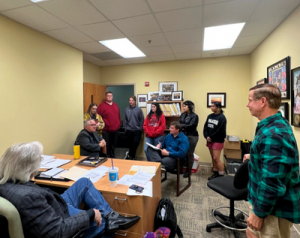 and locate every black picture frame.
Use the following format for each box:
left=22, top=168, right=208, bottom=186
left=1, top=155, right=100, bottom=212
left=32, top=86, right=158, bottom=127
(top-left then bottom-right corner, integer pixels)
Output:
left=256, top=78, right=267, bottom=85
left=279, top=102, right=289, bottom=122
left=267, top=56, right=290, bottom=99
left=207, top=93, right=226, bottom=108
left=291, top=66, right=300, bottom=127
